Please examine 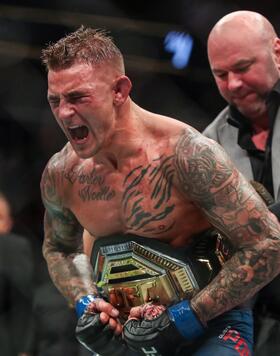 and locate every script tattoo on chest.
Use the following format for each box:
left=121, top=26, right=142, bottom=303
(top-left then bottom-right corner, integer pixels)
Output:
left=122, top=155, right=176, bottom=234
left=64, top=165, right=116, bottom=201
